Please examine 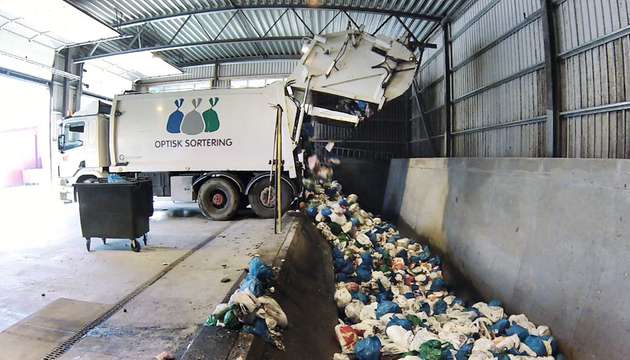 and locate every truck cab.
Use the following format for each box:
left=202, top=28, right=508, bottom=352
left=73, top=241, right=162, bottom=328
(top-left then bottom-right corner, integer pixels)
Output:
left=57, top=100, right=111, bottom=201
